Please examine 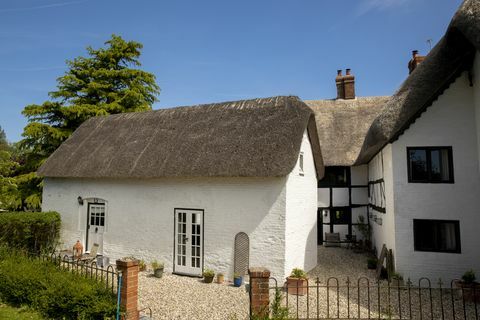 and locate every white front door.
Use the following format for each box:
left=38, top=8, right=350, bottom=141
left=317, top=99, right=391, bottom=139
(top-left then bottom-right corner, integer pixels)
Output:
left=86, top=203, right=105, bottom=254
left=174, top=209, right=203, bottom=276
